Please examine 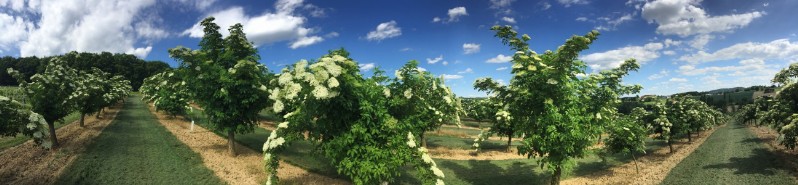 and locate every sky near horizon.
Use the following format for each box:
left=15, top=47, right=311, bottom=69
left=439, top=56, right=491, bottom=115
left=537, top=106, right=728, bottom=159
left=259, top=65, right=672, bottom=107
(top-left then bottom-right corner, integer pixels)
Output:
left=1, top=0, right=796, bottom=97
